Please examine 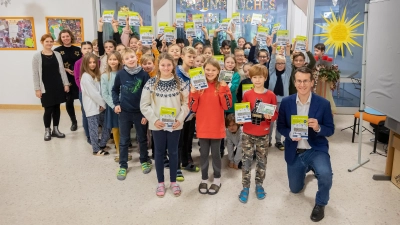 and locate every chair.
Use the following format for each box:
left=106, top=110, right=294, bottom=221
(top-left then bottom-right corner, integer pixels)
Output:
left=352, top=111, right=387, bottom=155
